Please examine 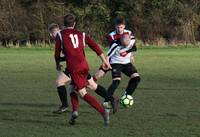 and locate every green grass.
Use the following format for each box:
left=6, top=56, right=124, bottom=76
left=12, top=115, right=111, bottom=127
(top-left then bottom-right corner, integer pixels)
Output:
left=0, top=47, right=200, bottom=137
